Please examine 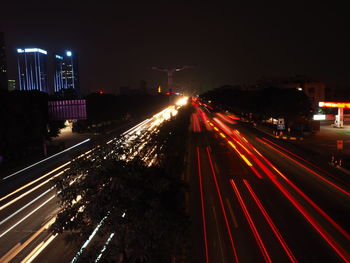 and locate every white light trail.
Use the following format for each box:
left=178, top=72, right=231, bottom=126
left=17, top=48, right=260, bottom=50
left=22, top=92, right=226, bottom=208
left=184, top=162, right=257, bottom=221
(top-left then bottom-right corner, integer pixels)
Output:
left=0, top=171, right=64, bottom=211
left=0, top=187, right=55, bottom=226
left=0, top=162, right=69, bottom=202
left=21, top=234, right=58, bottom=263
left=95, top=232, right=115, bottom=262
left=70, top=215, right=109, bottom=263
left=3, top=139, right=90, bottom=180
left=0, top=195, right=55, bottom=238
